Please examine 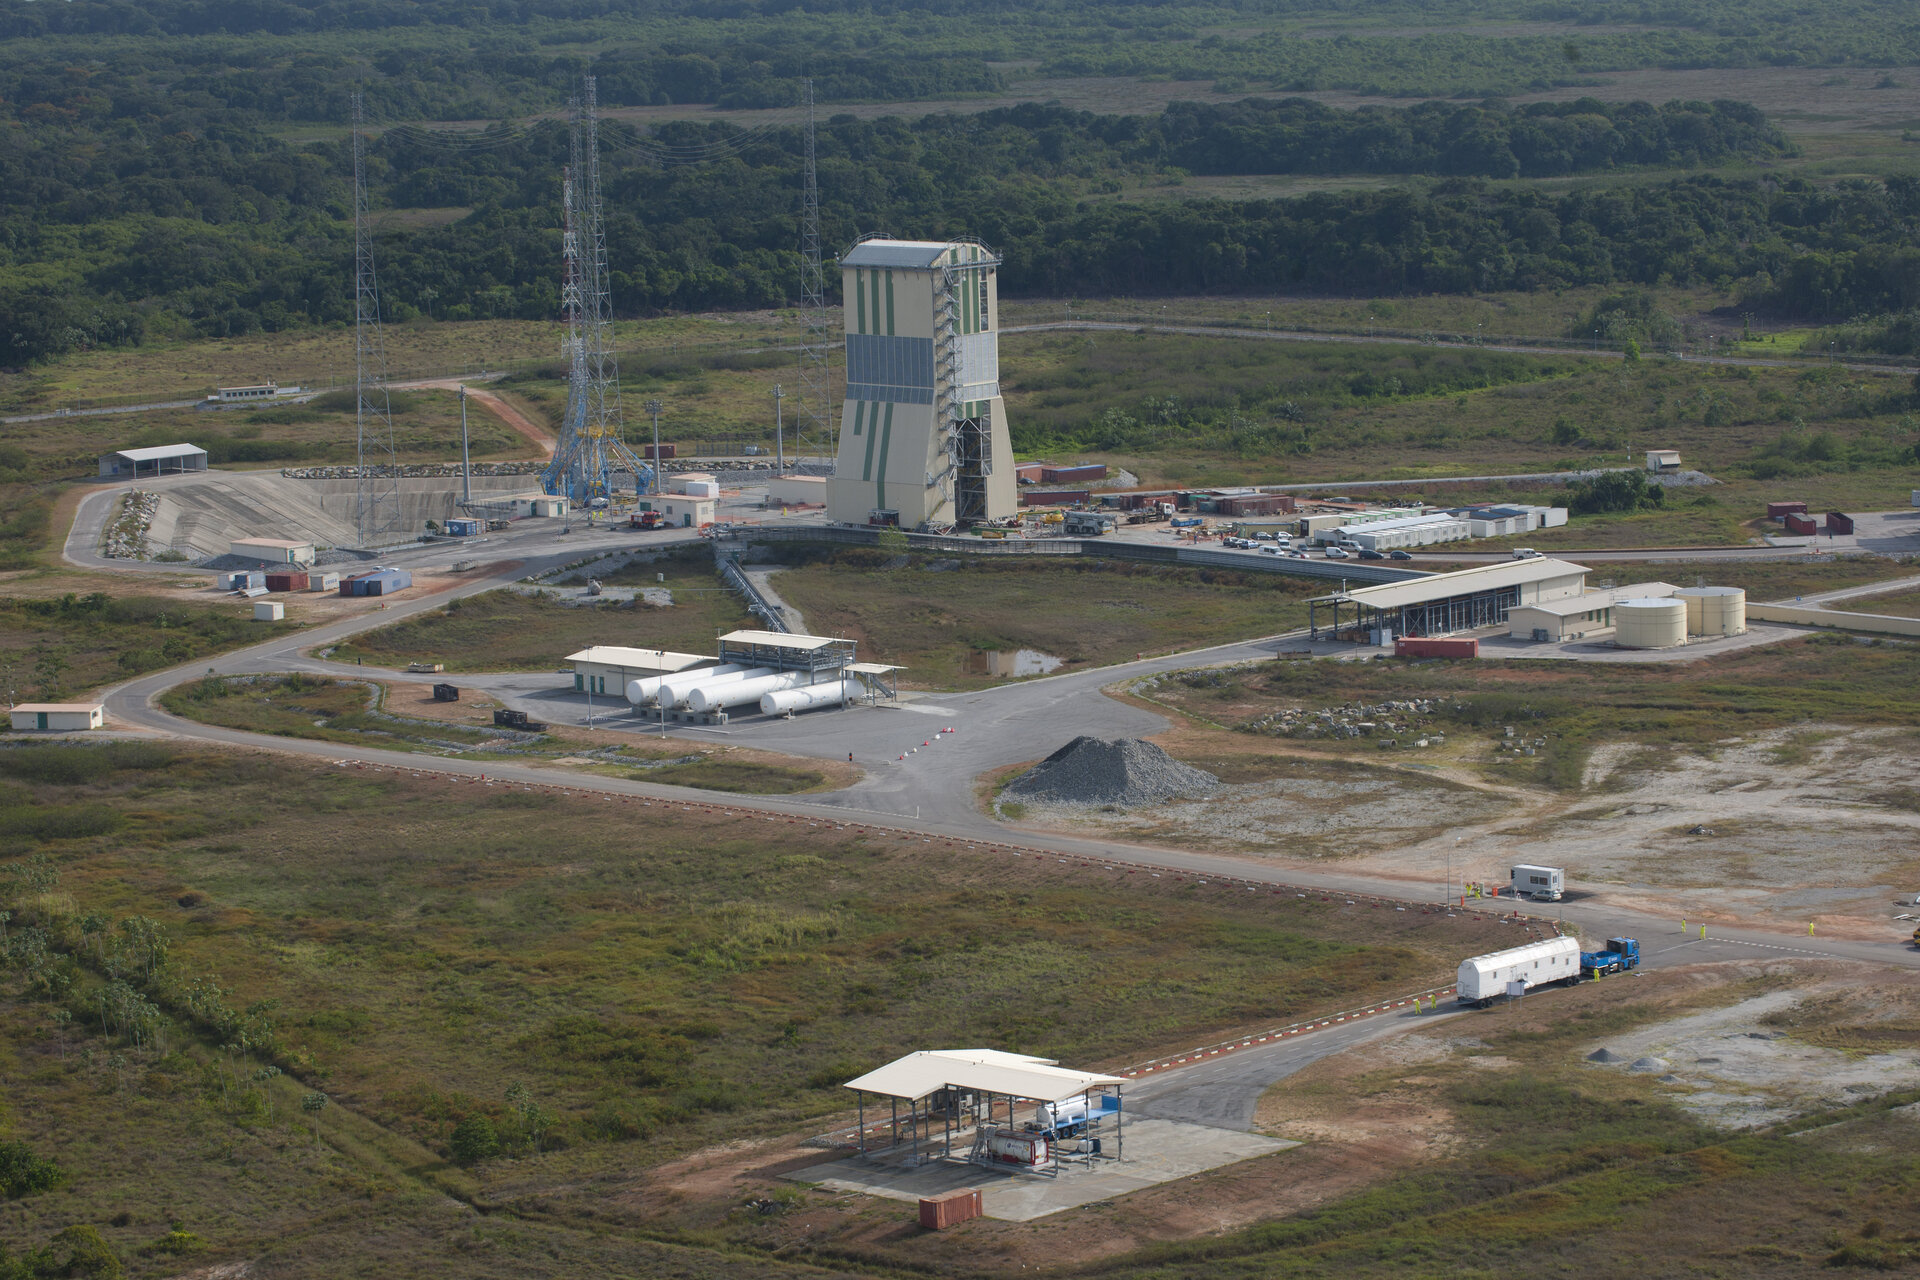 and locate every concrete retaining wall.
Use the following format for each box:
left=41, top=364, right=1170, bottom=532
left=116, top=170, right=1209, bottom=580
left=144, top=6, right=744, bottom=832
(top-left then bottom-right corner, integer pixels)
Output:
left=1746, top=603, right=1920, bottom=637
